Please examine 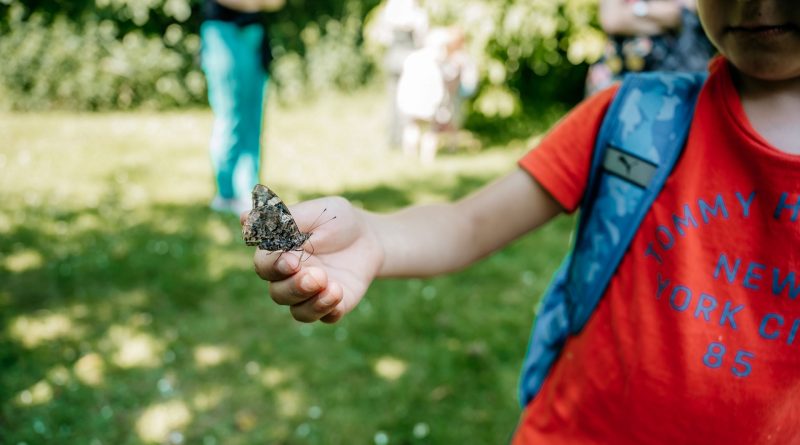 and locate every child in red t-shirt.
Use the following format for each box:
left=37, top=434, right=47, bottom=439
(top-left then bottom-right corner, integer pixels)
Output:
left=247, top=1, right=800, bottom=442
